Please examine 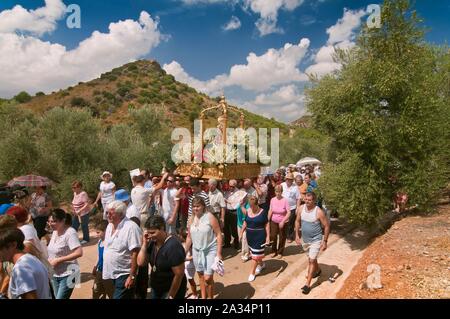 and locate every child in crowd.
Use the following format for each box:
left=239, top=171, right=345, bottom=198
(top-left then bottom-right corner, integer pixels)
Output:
left=178, top=227, right=198, bottom=299
left=92, top=220, right=114, bottom=299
